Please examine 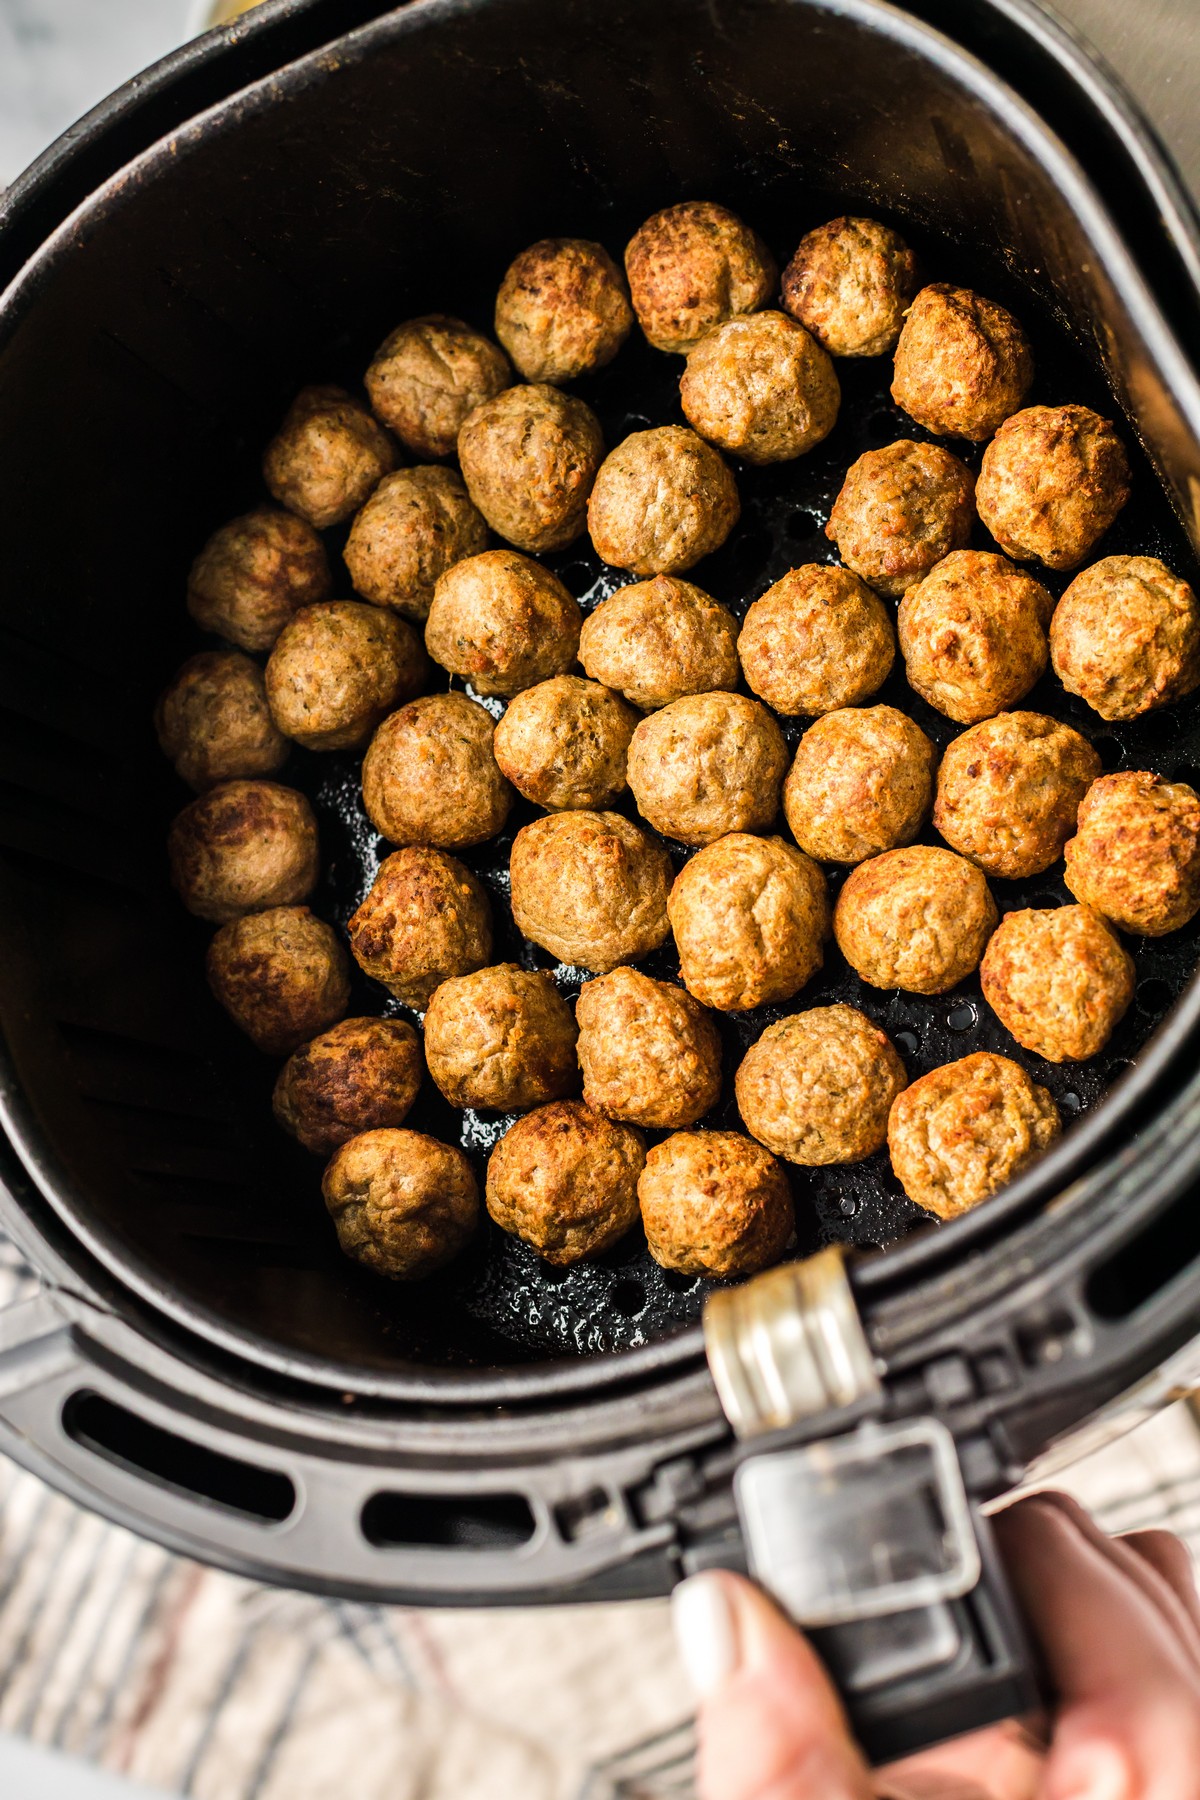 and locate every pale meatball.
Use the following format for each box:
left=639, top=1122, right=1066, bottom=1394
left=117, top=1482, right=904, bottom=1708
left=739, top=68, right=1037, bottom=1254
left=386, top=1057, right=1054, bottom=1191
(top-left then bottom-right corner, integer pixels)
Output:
left=361, top=693, right=513, bottom=851
left=168, top=779, right=318, bottom=923
left=781, top=215, right=918, bottom=358
left=348, top=847, right=492, bottom=1008
left=668, top=834, right=829, bottom=1012
left=888, top=1052, right=1060, bottom=1219
left=738, top=564, right=895, bottom=716
left=155, top=651, right=288, bottom=790
left=933, top=712, right=1100, bottom=880
left=898, top=550, right=1054, bottom=724
left=423, top=964, right=579, bottom=1111
left=736, top=1005, right=907, bottom=1164
left=186, top=507, right=331, bottom=652
left=457, top=384, right=603, bottom=554
left=578, top=576, right=740, bottom=711
left=834, top=845, right=997, bottom=994
left=783, top=706, right=936, bottom=864
left=624, top=201, right=776, bottom=354
left=265, top=602, right=428, bottom=752
left=588, top=427, right=740, bottom=575
left=424, top=550, right=581, bottom=698
left=825, top=441, right=976, bottom=598
left=272, top=1017, right=423, bottom=1155
left=891, top=284, right=1033, bottom=441
left=263, top=385, right=396, bottom=528
left=494, top=238, right=633, bottom=383
left=980, top=906, right=1135, bottom=1063
left=627, top=691, right=787, bottom=845
left=1064, top=771, right=1200, bottom=937
left=680, top=311, right=840, bottom=464
left=343, top=467, right=489, bottom=623
left=207, top=905, right=351, bottom=1056
left=976, top=406, right=1131, bottom=571
left=323, top=1129, right=479, bottom=1279
left=575, top=967, right=722, bottom=1128
left=485, top=1101, right=644, bottom=1264
left=509, top=810, right=673, bottom=973
left=639, top=1131, right=793, bottom=1278
left=1050, top=555, right=1200, bottom=722
left=365, top=314, right=512, bottom=459
left=492, top=676, right=638, bottom=810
